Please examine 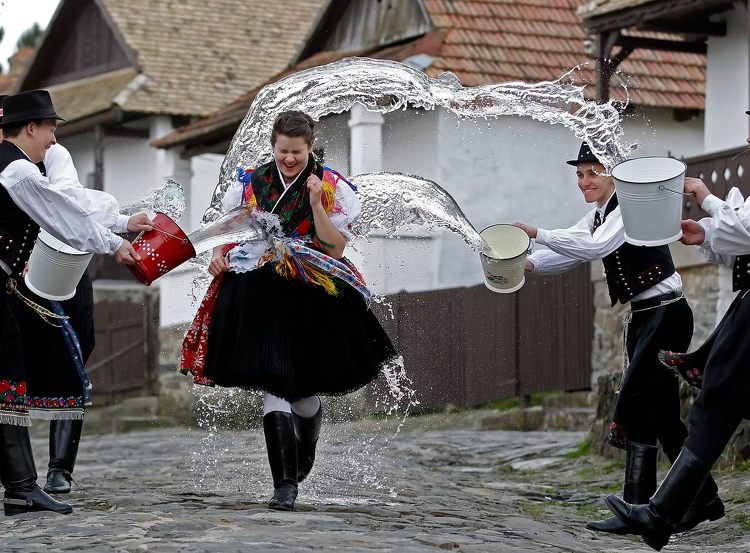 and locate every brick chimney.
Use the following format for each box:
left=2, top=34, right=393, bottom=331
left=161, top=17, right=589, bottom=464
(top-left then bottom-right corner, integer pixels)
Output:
left=7, top=48, right=35, bottom=77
